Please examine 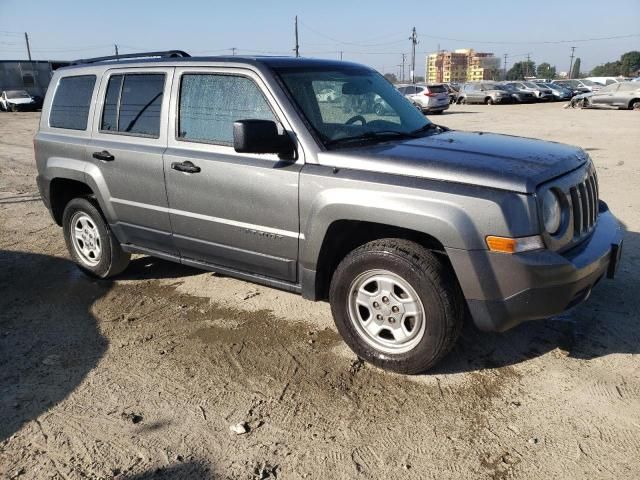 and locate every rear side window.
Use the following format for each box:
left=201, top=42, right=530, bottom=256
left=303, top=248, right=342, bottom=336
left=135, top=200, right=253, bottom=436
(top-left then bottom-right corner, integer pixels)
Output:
left=50, top=75, right=96, bottom=130
left=100, top=73, right=165, bottom=138
left=178, top=74, right=276, bottom=145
